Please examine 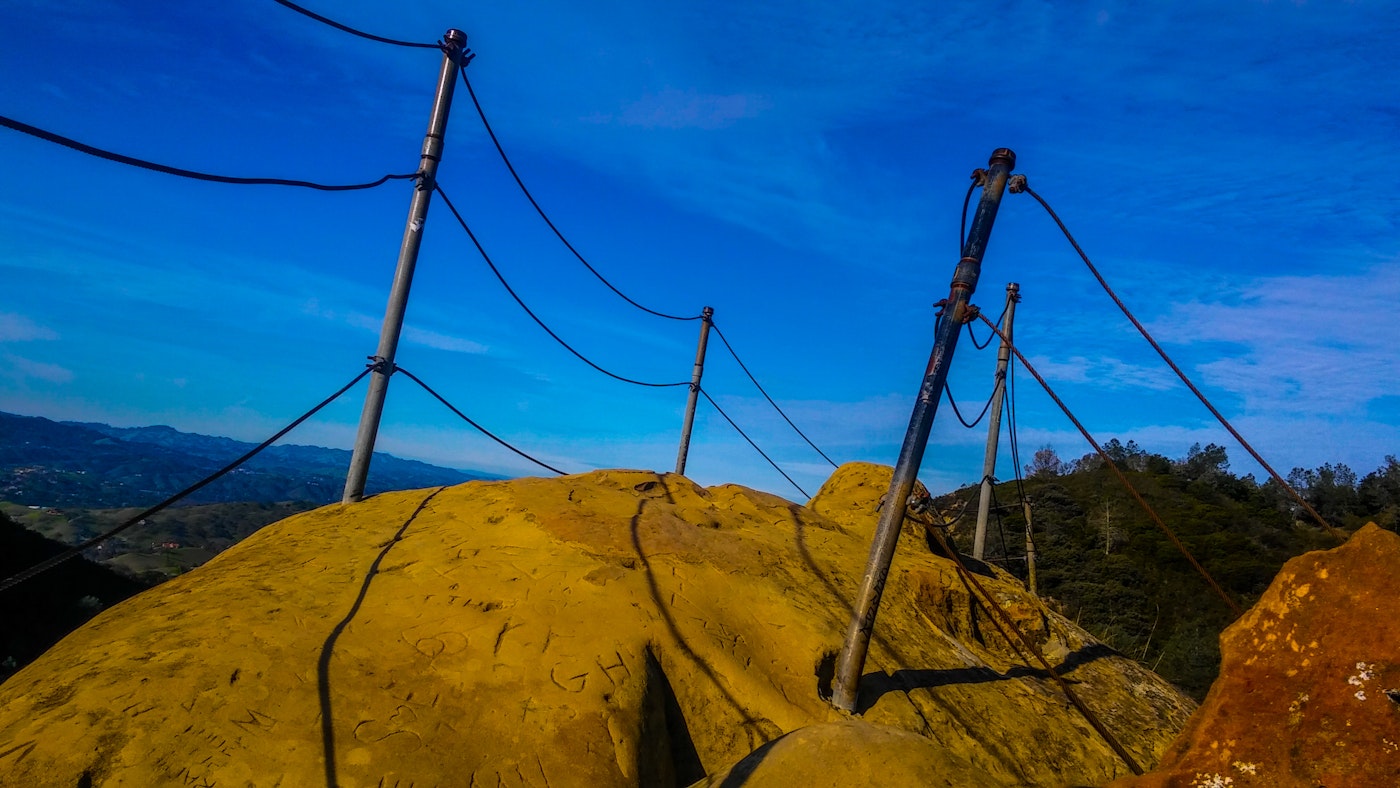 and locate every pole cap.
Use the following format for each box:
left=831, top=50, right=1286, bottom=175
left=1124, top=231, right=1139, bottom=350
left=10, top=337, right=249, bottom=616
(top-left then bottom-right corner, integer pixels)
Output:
left=989, top=148, right=1017, bottom=169
left=443, top=29, right=467, bottom=48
